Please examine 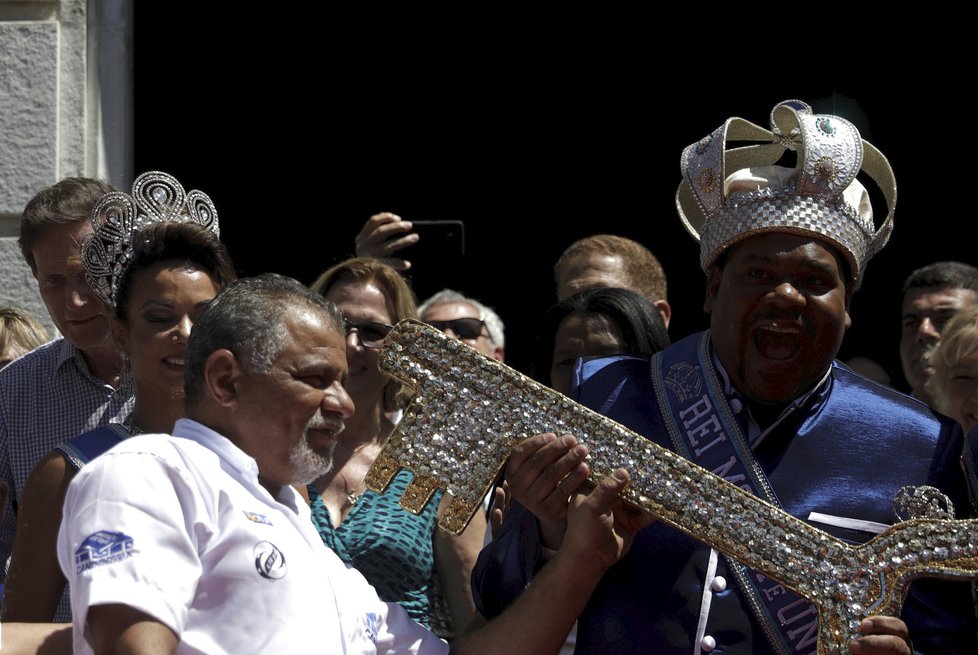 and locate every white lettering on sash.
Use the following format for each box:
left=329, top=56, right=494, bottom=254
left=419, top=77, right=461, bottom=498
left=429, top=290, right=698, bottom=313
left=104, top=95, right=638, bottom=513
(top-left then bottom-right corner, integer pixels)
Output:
left=679, top=395, right=728, bottom=457
left=758, top=571, right=819, bottom=648
left=711, top=456, right=751, bottom=491
left=777, top=598, right=819, bottom=649
left=680, top=395, right=713, bottom=423
left=756, top=573, right=787, bottom=601
left=693, top=432, right=726, bottom=457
